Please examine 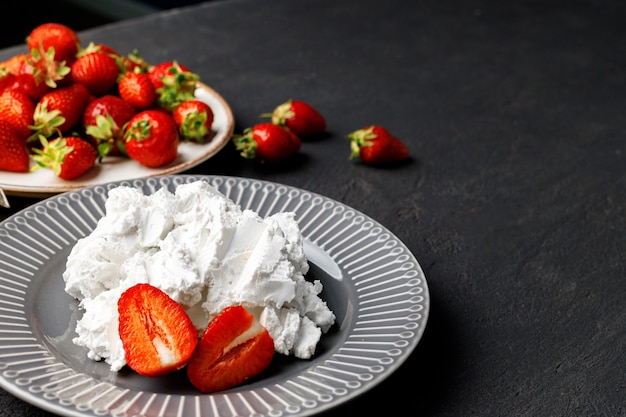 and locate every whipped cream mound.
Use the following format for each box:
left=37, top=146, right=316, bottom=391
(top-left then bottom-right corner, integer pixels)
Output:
left=63, top=180, right=335, bottom=372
